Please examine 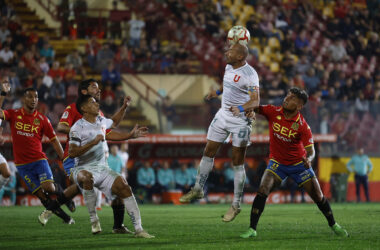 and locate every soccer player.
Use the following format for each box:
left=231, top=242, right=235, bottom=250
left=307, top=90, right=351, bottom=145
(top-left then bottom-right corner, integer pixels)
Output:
left=69, top=94, right=154, bottom=238
left=240, top=87, right=348, bottom=239
left=0, top=87, right=74, bottom=224
left=56, top=79, right=136, bottom=233
left=0, top=78, right=11, bottom=192
left=179, top=43, right=260, bottom=222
